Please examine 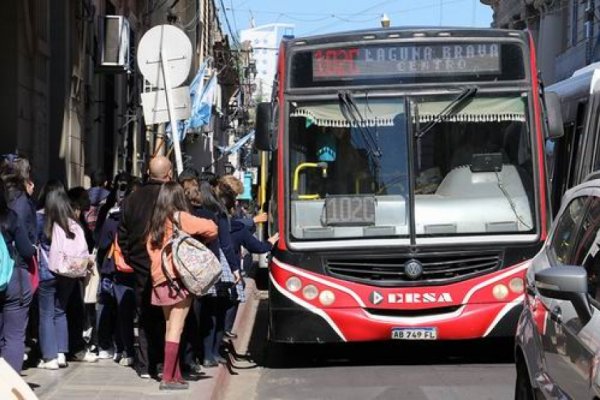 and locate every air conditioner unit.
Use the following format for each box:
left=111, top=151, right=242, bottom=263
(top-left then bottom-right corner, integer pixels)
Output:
left=98, top=15, right=130, bottom=71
